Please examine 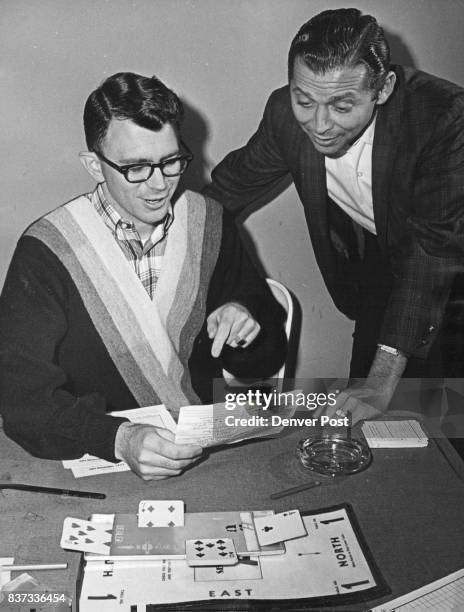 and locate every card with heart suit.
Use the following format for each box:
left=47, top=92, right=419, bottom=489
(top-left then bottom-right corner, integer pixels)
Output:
left=253, top=509, right=307, bottom=546
left=138, top=500, right=184, bottom=527
left=60, top=517, right=113, bottom=555
left=185, top=538, right=238, bottom=567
